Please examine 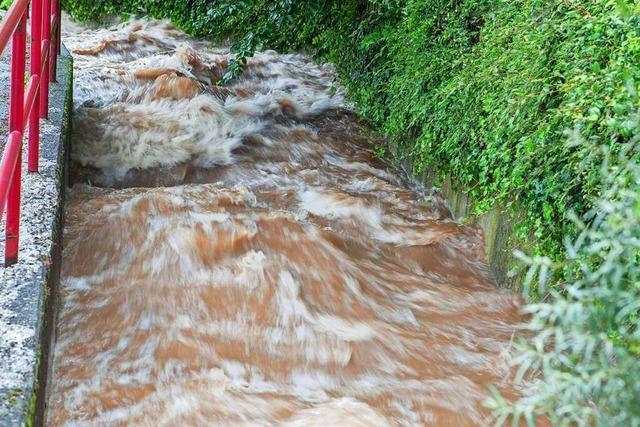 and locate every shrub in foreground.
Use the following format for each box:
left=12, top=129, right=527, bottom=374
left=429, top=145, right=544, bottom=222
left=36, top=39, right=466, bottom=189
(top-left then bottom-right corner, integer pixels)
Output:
left=489, top=130, right=640, bottom=425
